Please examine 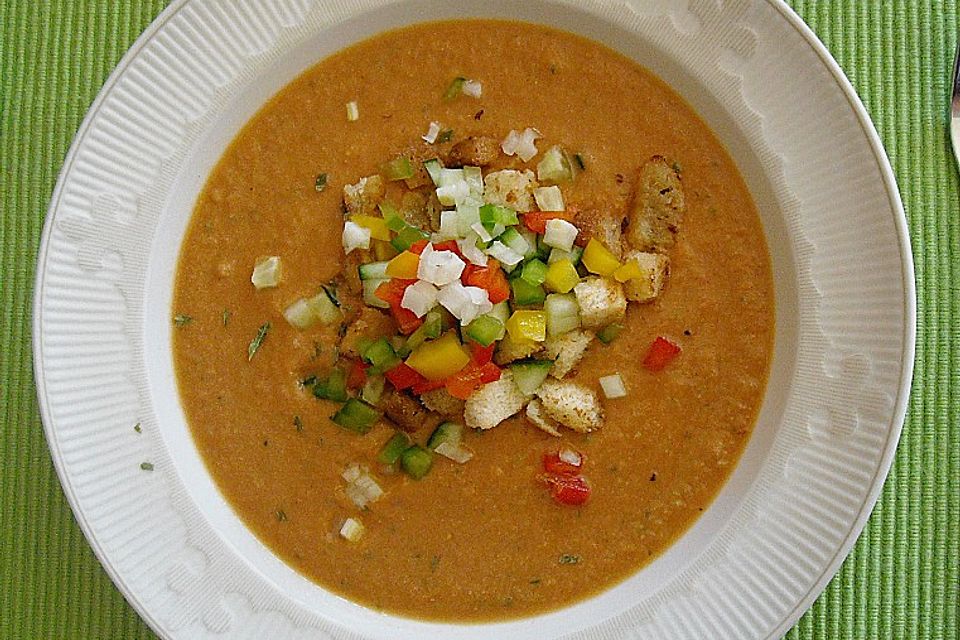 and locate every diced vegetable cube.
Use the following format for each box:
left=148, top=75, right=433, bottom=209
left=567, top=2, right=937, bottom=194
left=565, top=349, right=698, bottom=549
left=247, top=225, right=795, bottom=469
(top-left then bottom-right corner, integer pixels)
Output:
left=533, top=185, right=565, bottom=212
left=510, top=277, right=546, bottom=306
left=401, top=445, right=433, bottom=479
left=520, top=259, right=548, bottom=286
left=506, top=310, right=547, bottom=342
left=251, top=256, right=282, bottom=289
left=386, top=251, right=420, bottom=279
left=542, top=218, right=578, bottom=252
left=543, top=259, right=580, bottom=294
left=596, top=323, right=623, bottom=344
left=351, top=215, right=391, bottom=241
left=331, top=399, right=381, bottom=434
left=509, top=360, right=553, bottom=395
left=405, top=331, right=470, bottom=380
left=381, top=156, right=415, bottom=181
left=361, top=337, right=402, bottom=374
left=465, top=314, right=504, bottom=347
left=427, top=421, right=463, bottom=450
left=543, top=293, right=581, bottom=336
left=582, top=238, right=621, bottom=276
